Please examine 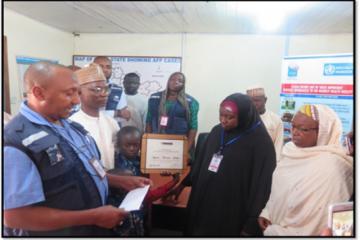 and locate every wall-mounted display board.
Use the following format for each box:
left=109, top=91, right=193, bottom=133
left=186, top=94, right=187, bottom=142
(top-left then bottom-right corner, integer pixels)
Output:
left=73, top=55, right=182, bottom=97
